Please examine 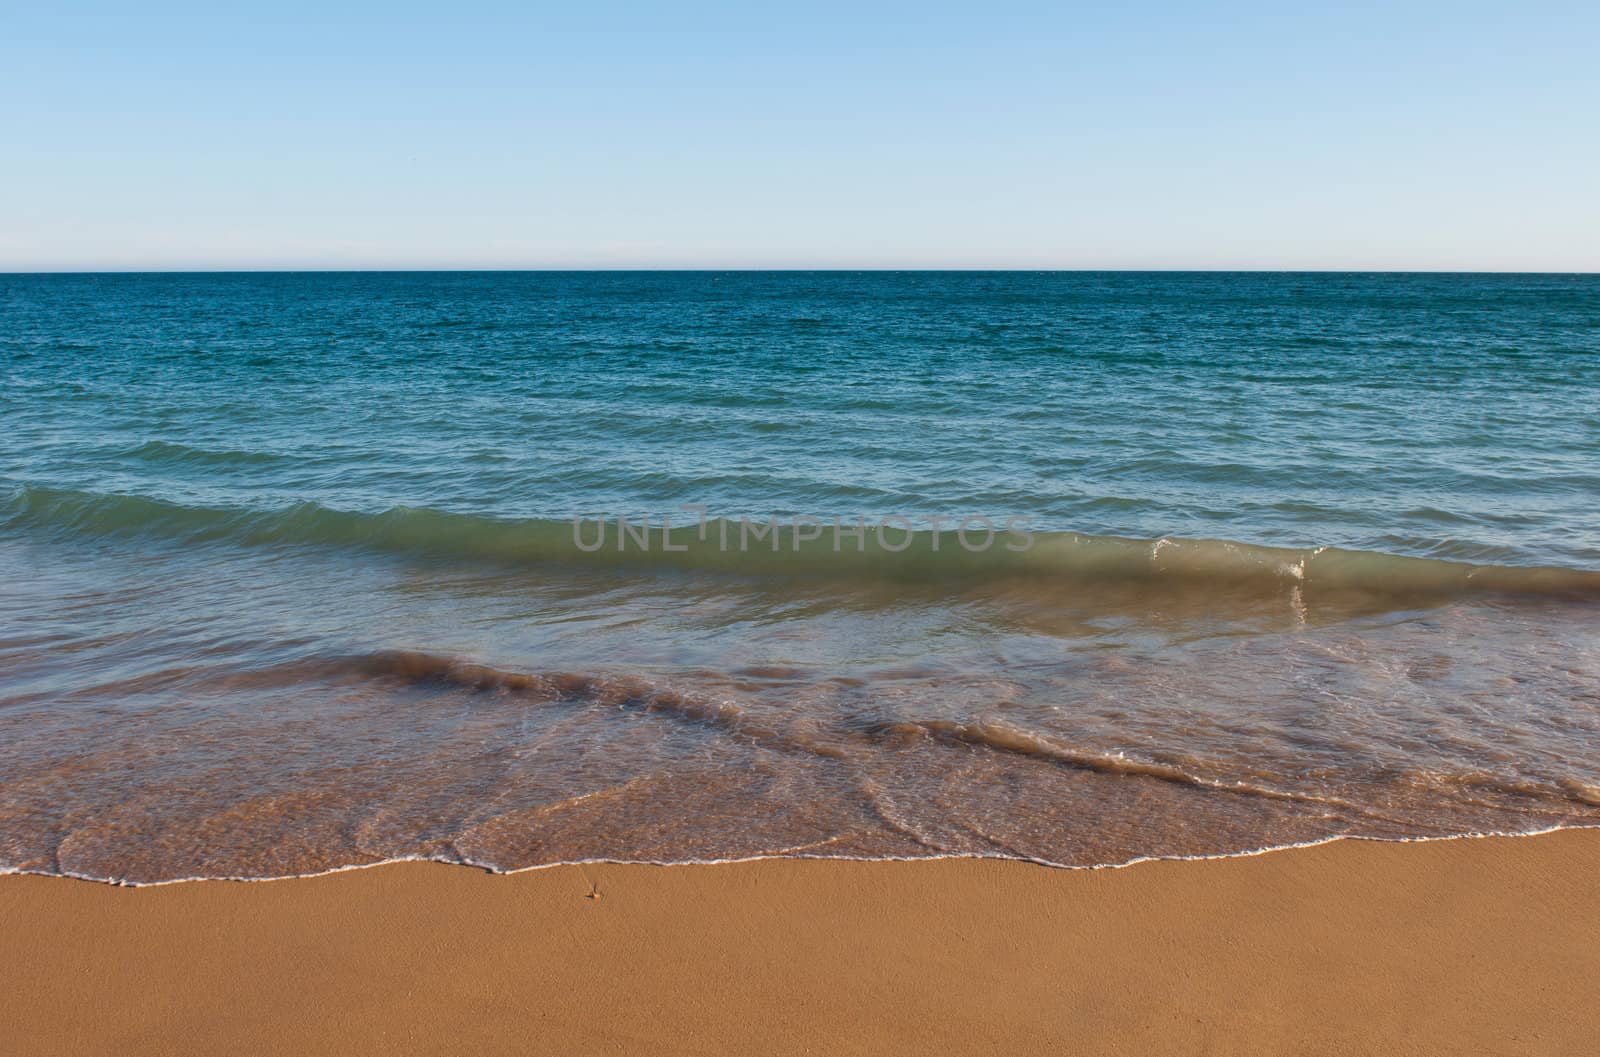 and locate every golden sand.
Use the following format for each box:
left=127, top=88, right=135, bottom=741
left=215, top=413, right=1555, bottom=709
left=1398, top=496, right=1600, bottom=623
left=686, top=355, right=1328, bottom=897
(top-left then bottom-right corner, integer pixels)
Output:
left=5, top=829, right=1598, bottom=1055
